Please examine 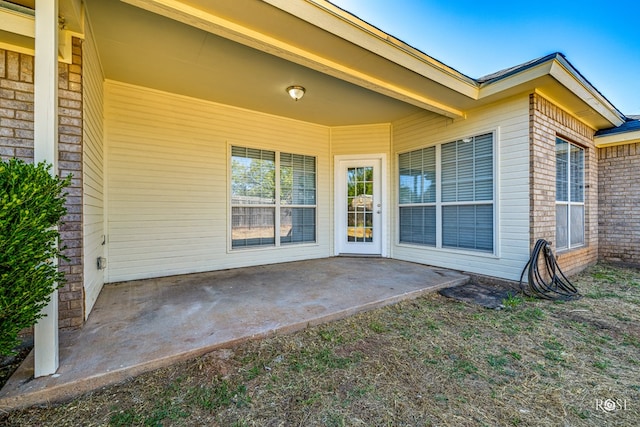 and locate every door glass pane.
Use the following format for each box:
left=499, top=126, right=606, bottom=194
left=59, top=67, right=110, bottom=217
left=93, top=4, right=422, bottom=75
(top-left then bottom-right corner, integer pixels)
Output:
left=347, top=166, right=374, bottom=242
